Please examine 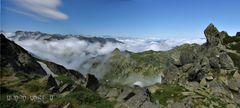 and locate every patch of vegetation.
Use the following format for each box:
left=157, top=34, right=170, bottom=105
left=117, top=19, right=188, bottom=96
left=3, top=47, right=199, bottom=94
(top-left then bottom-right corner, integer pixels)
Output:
left=210, top=97, right=227, bottom=108
left=0, top=98, right=47, bottom=108
left=24, top=78, right=46, bottom=93
left=227, top=52, right=240, bottom=69
left=223, top=35, right=240, bottom=45
left=51, top=86, right=114, bottom=108
left=0, top=86, right=47, bottom=108
left=56, top=74, right=75, bottom=85
left=150, top=84, right=187, bottom=106
left=228, top=42, right=240, bottom=53
left=1, top=68, right=14, bottom=77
